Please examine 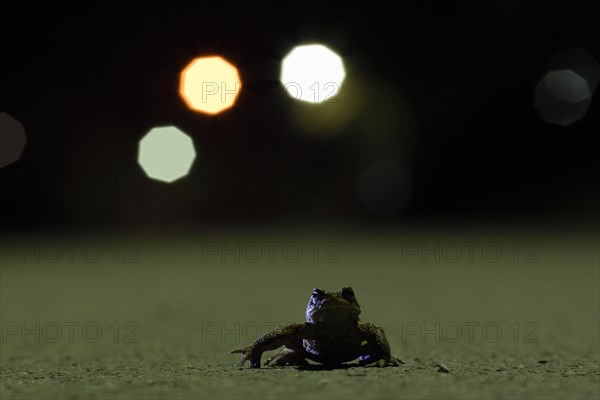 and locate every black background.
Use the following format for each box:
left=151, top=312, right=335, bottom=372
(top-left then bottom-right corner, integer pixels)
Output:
left=1, top=2, right=599, bottom=230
